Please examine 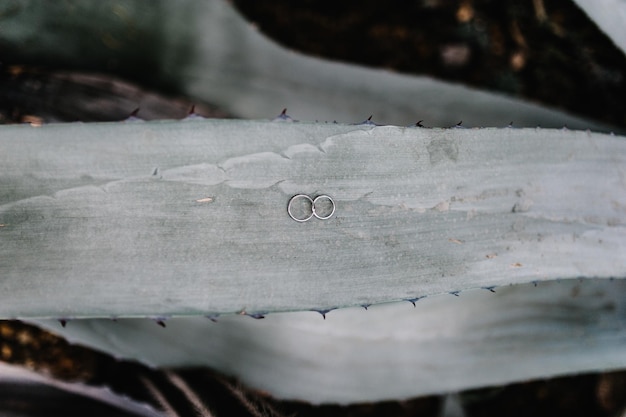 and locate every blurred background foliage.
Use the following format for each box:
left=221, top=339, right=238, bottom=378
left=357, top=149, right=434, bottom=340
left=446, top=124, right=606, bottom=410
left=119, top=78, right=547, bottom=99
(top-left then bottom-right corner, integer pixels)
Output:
left=0, top=0, right=624, bottom=128
left=232, top=0, right=626, bottom=128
